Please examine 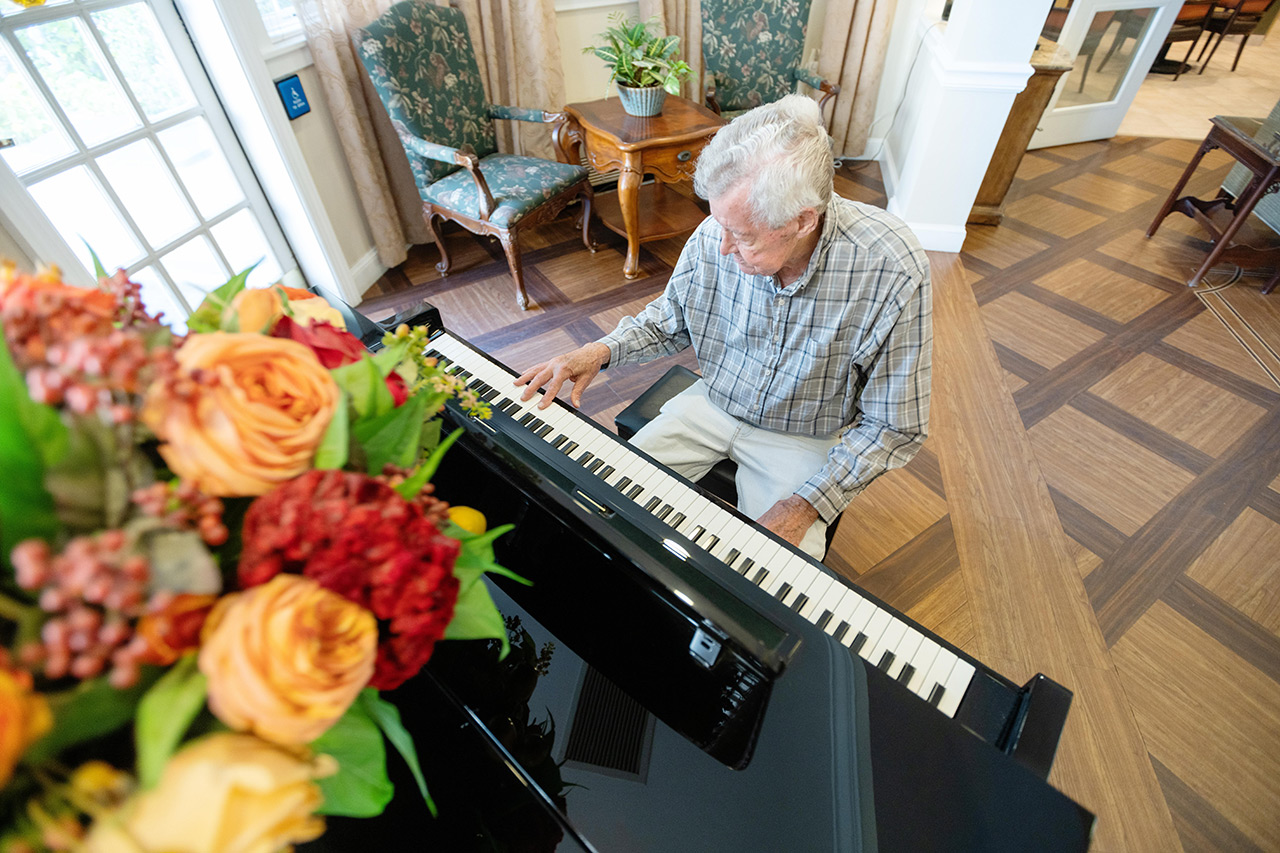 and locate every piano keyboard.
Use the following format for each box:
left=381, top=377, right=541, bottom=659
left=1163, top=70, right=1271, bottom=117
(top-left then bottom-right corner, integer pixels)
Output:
left=427, top=332, right=976, bottom=718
